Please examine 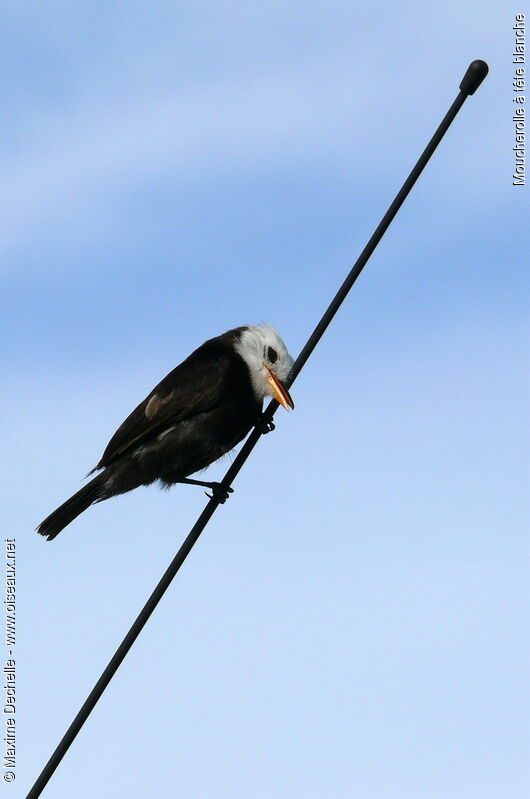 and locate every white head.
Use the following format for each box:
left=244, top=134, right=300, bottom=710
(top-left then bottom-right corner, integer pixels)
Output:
left=234, top=324, right=294, bottom=409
